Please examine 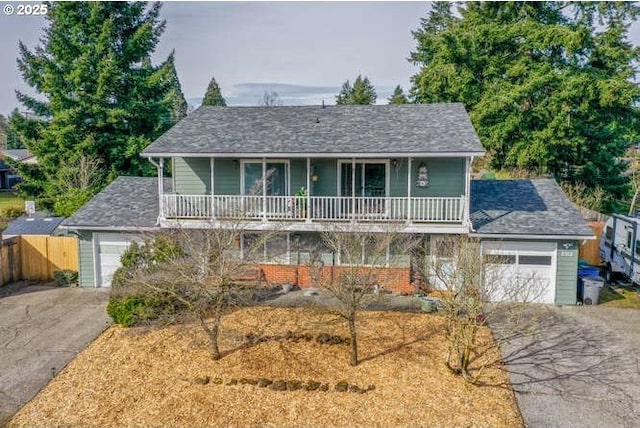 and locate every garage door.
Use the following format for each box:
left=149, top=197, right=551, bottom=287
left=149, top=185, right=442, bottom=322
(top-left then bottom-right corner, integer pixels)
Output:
left=95, top=234, right=132, bottom=287
left=483, top=241, right=557, bottom=304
